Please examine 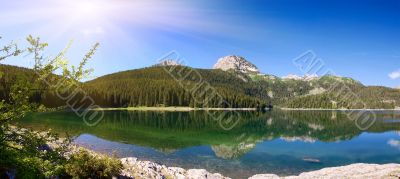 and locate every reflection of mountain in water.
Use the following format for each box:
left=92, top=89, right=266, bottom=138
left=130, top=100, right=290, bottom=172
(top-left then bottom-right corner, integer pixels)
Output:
left=18, top=110, right=400, bottom=159
left=281, top=136, right=316, bottom=143
left=212, top=143, right=256, bottom=159
left=211, top=133, right=263, bottom=159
